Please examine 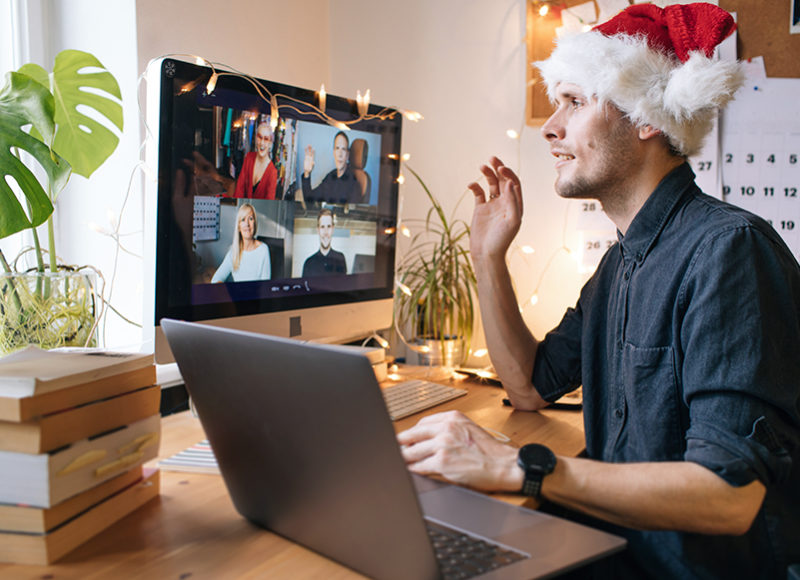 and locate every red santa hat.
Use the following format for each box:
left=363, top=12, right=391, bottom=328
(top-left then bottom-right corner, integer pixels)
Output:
left=536, top=2, right=744, bottom=157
